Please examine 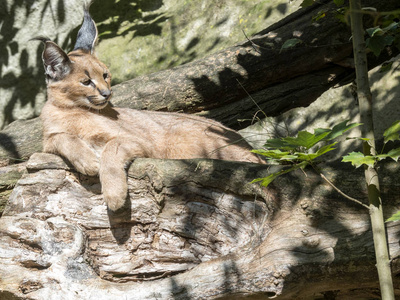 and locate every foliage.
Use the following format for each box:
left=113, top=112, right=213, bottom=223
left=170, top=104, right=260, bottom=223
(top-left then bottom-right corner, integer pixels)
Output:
left=342, top=120, right=400, bottom=223
left=262, top=2, right=399, bottom=298
left=384, top=120, right=400, bottom=143
left=251, top=120, right=361, bottom=186
left=252, top=120, right=400, bottom=222
left=295, top=0, right=400, bottom=61
left=286, top=2, right=400, bottom=222
left=386, top=211, right=400, bottom=222
left=280, top=38, right=302, bottom=51
left=366, top=22, right=399, bottom=56
left=342, top=121, right=400, bottom=168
